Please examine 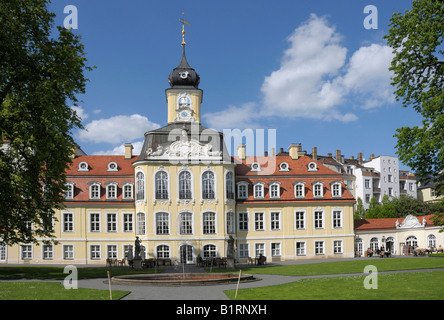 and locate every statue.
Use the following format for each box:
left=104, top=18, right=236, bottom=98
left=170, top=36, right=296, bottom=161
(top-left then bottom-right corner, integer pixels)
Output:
left=134, top=236, right=141, bottom=260
left=227, top=236, right=235, bottom=259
